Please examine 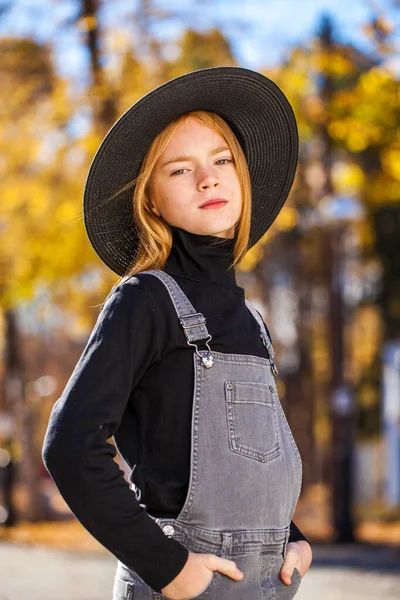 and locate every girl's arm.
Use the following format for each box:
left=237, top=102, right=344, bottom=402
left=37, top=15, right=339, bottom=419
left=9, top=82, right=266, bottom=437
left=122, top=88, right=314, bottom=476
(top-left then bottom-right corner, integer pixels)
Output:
left=42, top=280, right=189, bottom=593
